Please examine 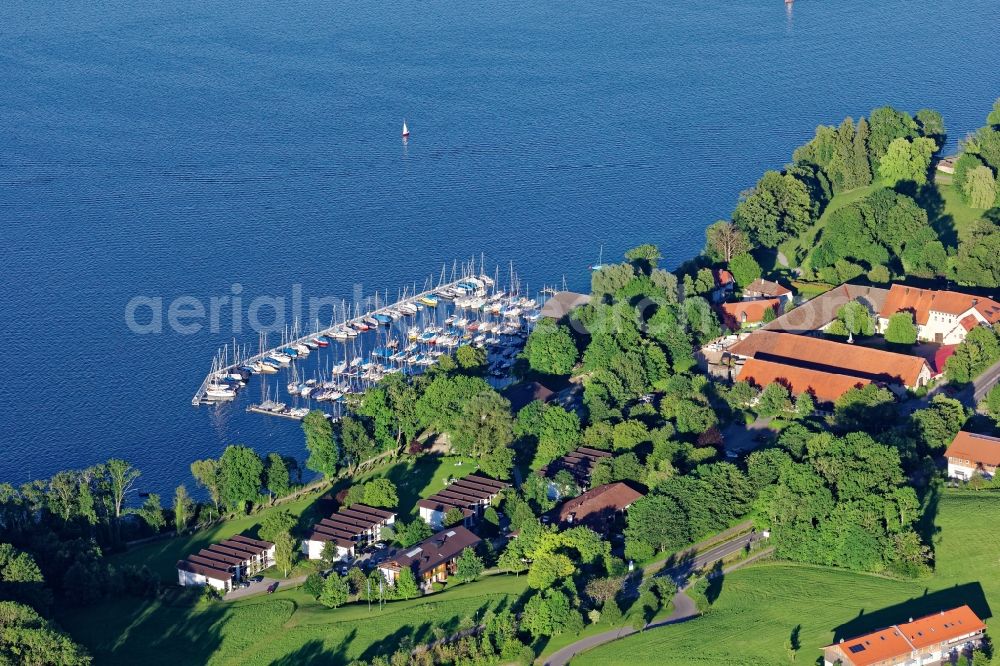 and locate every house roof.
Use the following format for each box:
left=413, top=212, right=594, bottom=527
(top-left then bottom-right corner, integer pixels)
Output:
left=539, top=446, right=613, bottom=485
left=382, top=526, right=481, bottom=576
left=418, top=474, right=508, bottom=513
left=763, top=284, right=889, bottom=335
left=503, top=381, right=556, bottom=412
left=176, top=559, right=233, bottom=582
left=308, top=504, right=397, bottom=542
left=945, top=431, right=1000, bottom=468
left=932, top=344, right=958, bottom=375
left=825, top=605, right=986, bottom=666
left=713, top=269, right=735, bottom=288
left=178, top=533, right=273, bottom=579
left=743, top=278, right=791, bottom=298
left=557, top=482, right=644, bottom=525
left=879, top=284, right=1000, bottom=326
left=226, top=534, right=274, bottom=551
left=540, top=291, right=591, bottom=320
left=728, top=331, right=929, bottom=387
left=738, top=357, right=871, bottom=404
left=717, top=298, right=782, bottom=330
